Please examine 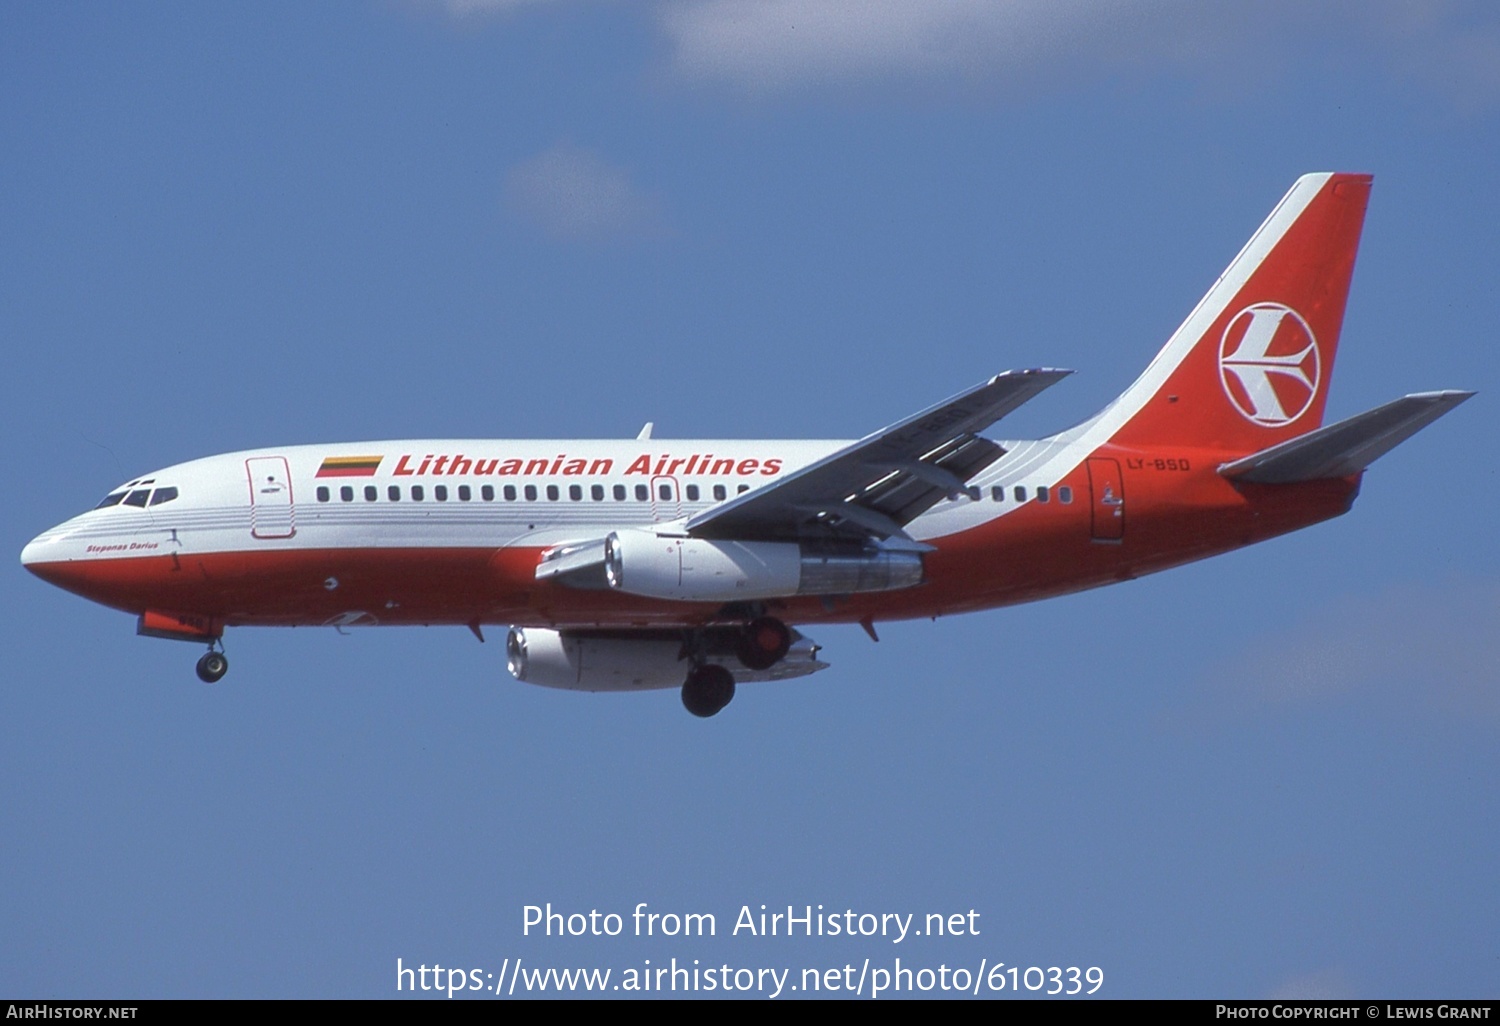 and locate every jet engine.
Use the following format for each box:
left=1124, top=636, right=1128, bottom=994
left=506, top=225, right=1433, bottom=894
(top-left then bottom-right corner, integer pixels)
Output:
left=506, top=626, right=827, bottom=692
left=602, top=530, right=923, bottom=603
